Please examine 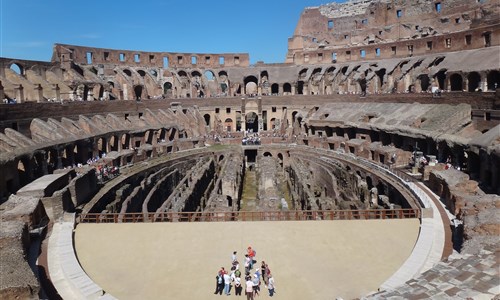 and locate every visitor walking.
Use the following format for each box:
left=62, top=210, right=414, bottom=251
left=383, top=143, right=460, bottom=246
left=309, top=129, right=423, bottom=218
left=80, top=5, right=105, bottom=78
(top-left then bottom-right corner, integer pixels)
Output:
left=267, top=274, right=275, bottom=297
